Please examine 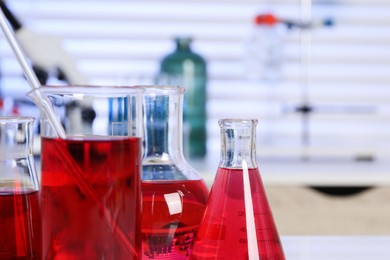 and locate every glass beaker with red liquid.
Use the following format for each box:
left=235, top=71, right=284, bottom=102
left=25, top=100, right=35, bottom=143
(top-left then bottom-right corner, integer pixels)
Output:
left=191, top=119, right=285, bottom=260
left=28, top=86, right=144, bottom=259
left=0, top=116, right=41, bottom=259
left=141, top=86, right=209, bottom=259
